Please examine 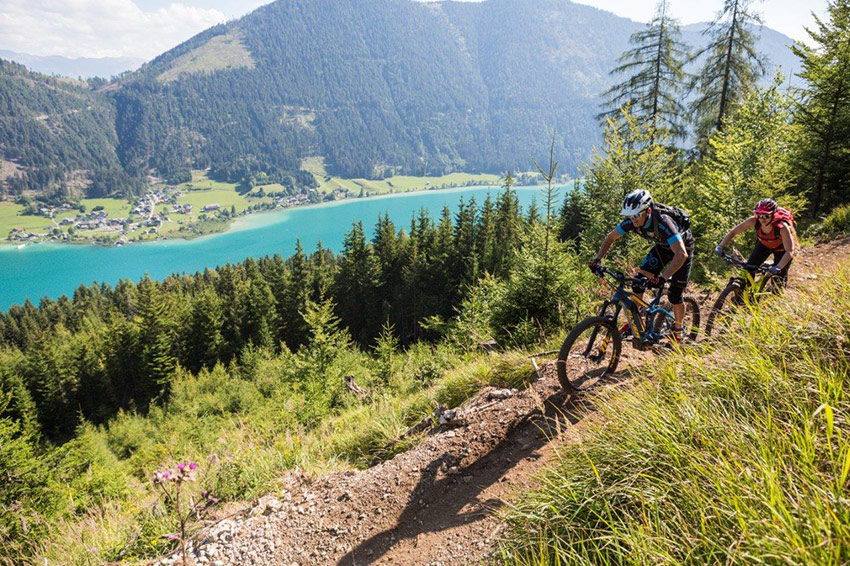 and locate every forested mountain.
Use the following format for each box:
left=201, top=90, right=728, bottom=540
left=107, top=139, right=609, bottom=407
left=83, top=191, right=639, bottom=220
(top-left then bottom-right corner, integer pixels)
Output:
left=0, top=60, right=140, bottom=198
left=0, top=0, right=799, bottom=197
